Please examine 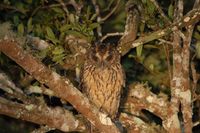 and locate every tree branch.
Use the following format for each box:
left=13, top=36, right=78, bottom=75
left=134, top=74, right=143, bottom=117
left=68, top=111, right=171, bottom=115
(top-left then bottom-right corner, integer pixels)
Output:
left=0, top=97, right=85, bottom=132
left=100, top=0, right=121, bottom=22
left=118, top=8, right=200, bottom=55
left=118, top=2, right=139, bottom=55
left=126, top=83, right=170, bottom=120
left=0, top=39, right=120, bottom=133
